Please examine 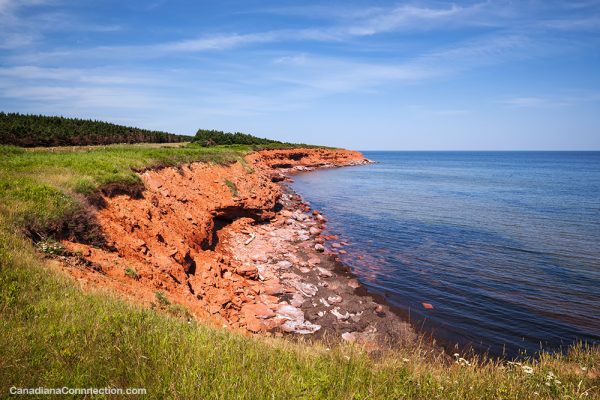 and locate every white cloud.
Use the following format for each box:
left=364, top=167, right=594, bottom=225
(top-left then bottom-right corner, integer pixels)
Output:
left=157, top=32, right=279, bottom=52
left=503, top=97, right=554, bottom=107
left=0, top=0, right=120, bottom=50
left=502, top=92, right=600, bottom=108
left=0, top=83, right=162, bottom=110
left=340, top=4, right=473, bottom=36
left=270, top=55, right=437, bottom=93
left=540, top=16, right=600, bottom=31
left=0, top=32, right=36, bottom=49
left=0, top=65, right=159, bottom=85
left=266, top=33, right=533, bottom=94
